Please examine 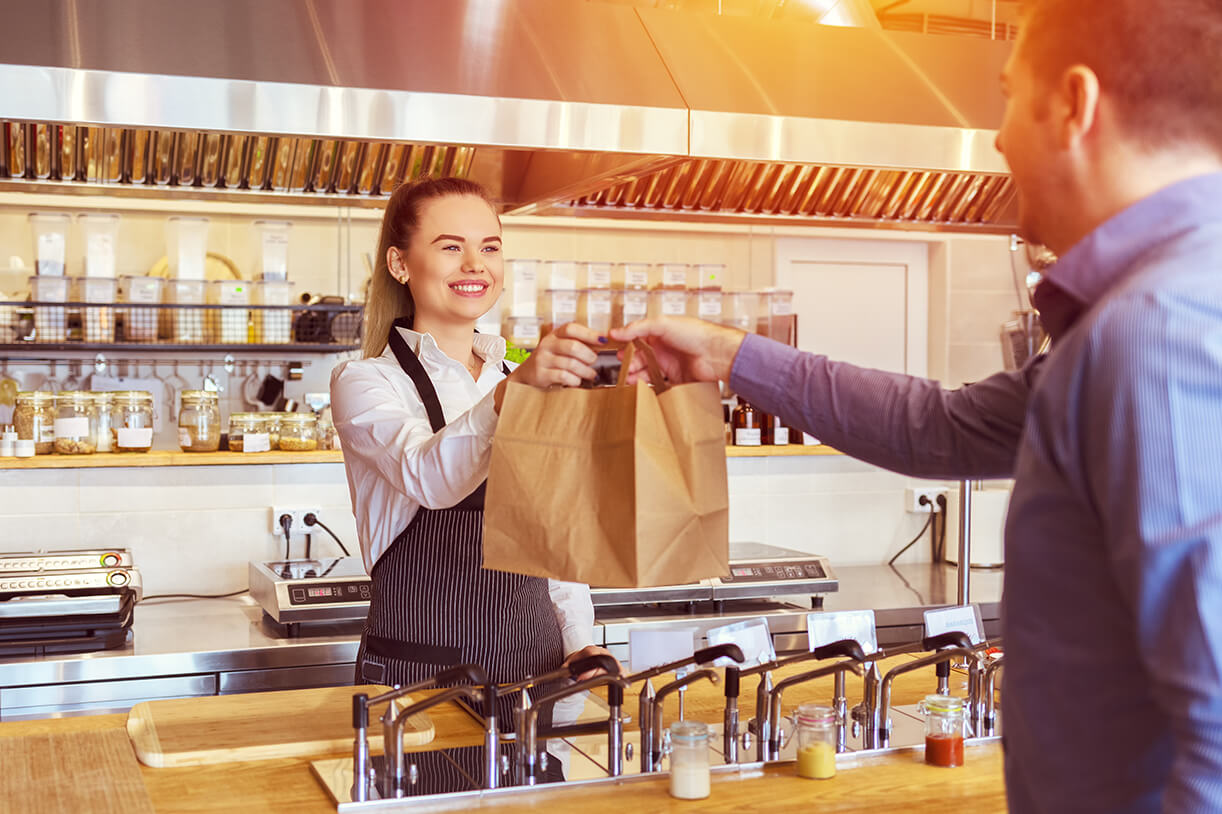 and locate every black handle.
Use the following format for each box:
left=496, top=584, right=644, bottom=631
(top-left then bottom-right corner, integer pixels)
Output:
left=813, top=638, right=866, bottom=662
left=568, top=653, right=620, bottom=678
left=724, top=666, right=741, bottom=699
left=922, top=631, right=973, bottom=652
left=608, top=683, right=624, bottom=707
left=695, top=643, right=745, bottom=665
left=434, top=663, right=489, bottom=688
left=936, top=660, right=951, bottom=679
left=352, top=693, right=368, bottom=728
